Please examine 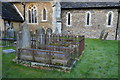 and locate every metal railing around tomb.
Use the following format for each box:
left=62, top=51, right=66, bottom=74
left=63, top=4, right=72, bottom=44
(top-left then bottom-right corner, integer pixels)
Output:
left=17, top=32, right=85, bottom=67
